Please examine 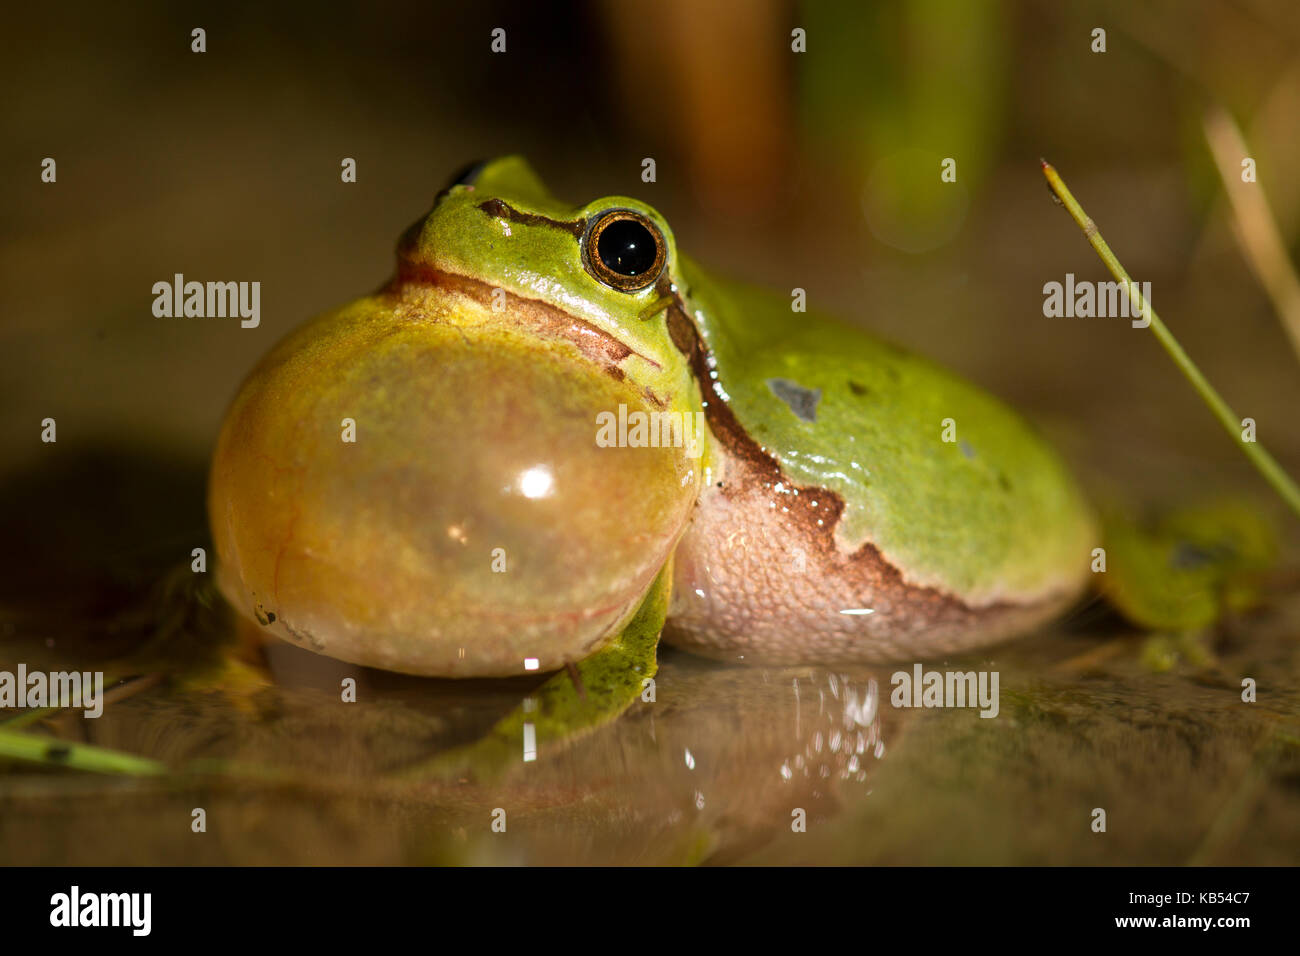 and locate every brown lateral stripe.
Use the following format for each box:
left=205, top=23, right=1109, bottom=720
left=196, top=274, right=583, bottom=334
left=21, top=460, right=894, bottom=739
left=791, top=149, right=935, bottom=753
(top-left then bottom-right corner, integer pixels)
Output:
left=662, top=295, right=1015, bottom=613
left=664, top=298, right=787, bottom=484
